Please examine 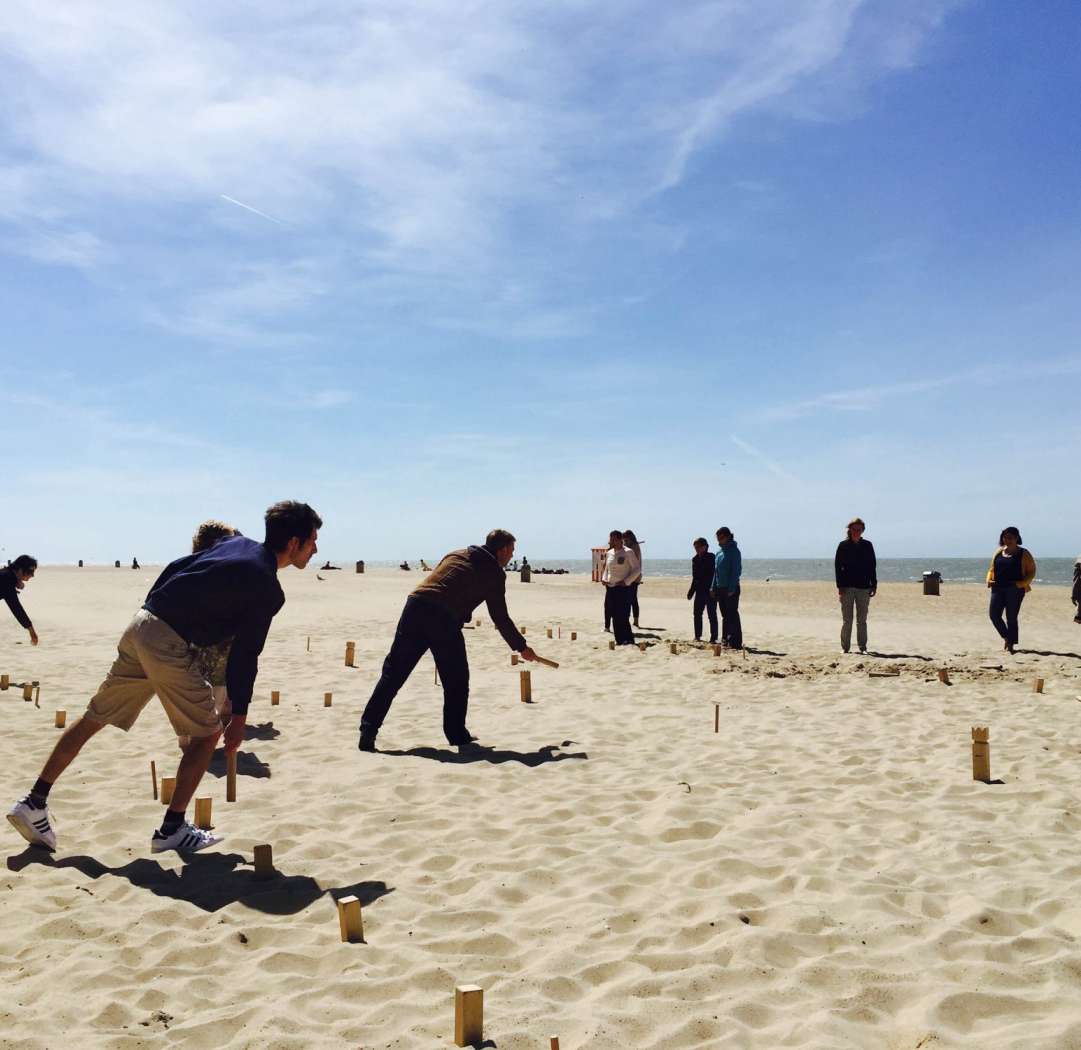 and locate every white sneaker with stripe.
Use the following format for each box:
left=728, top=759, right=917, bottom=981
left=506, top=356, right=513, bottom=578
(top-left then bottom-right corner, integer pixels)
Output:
left=7, top=796, right=57, bottom=852
left=151, top=821, right=223, bottom=854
